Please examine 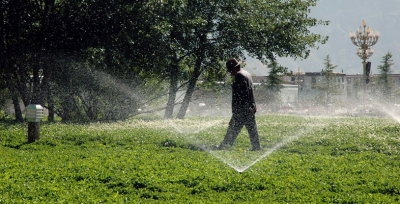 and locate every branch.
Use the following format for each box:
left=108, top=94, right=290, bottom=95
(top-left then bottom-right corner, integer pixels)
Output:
left=137, top=81, right=189, bottom=107
left=131, top=101, right=183, bottom=116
